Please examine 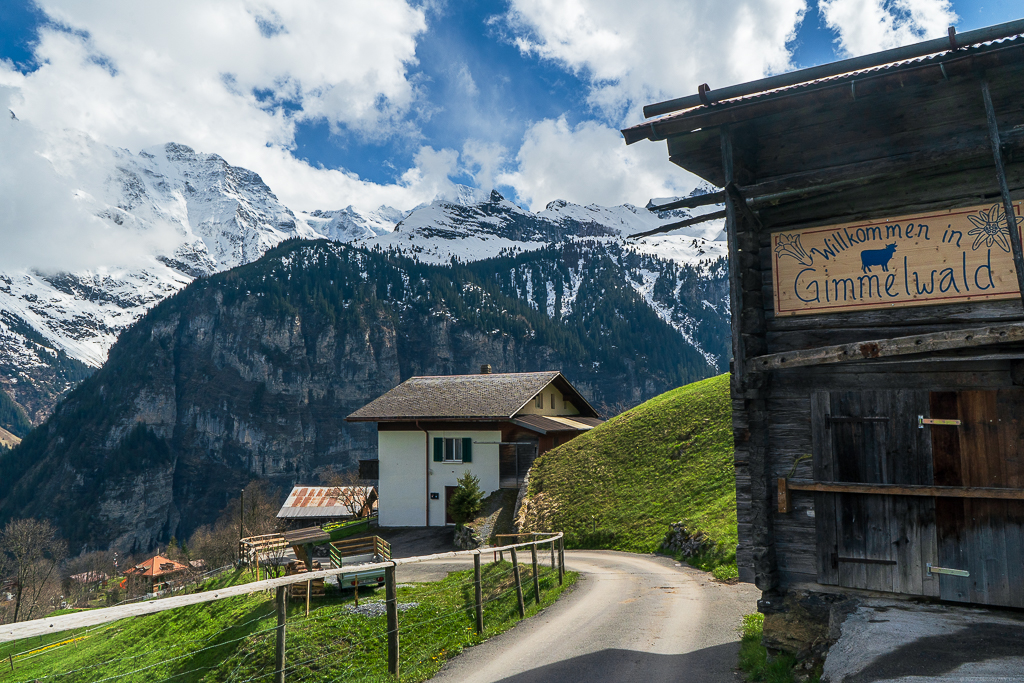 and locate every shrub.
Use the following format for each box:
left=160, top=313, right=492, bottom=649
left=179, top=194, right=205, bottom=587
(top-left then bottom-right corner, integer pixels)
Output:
left=448, top=472, right=484, bottom=525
